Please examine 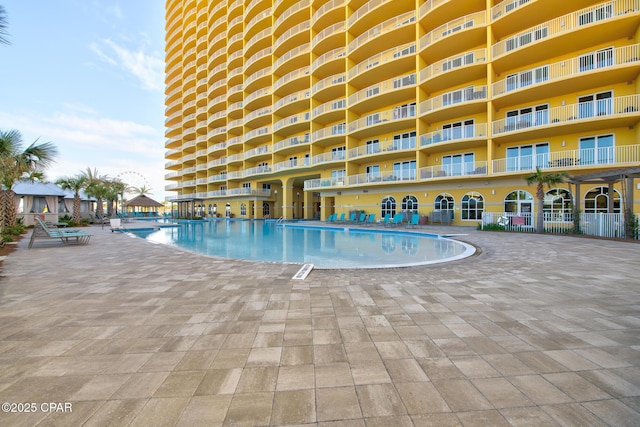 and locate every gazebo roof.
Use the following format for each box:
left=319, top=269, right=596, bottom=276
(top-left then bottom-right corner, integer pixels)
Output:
left=123, top=194, right=164, bottom=208
left=568, top=166, right=640, bottom=184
